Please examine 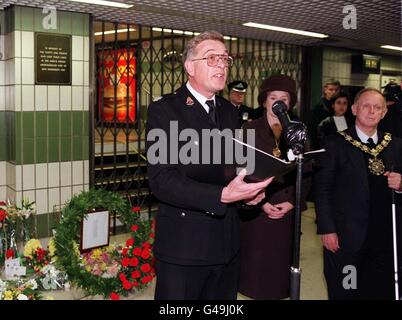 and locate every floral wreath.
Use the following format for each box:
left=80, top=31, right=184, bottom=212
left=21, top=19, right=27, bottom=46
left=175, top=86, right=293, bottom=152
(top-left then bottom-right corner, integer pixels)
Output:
left=53, top=189, right=155, bottom=299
